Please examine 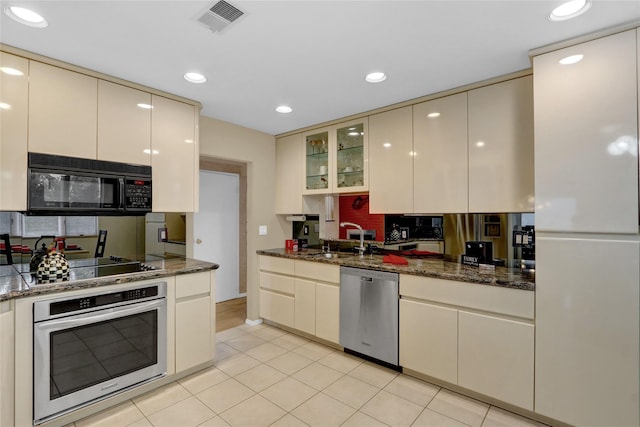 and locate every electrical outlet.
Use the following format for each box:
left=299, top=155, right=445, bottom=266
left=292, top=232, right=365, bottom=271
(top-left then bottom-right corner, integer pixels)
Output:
left=259, top=225, right=267, bottom=236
